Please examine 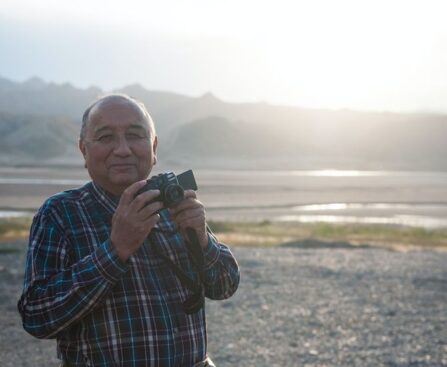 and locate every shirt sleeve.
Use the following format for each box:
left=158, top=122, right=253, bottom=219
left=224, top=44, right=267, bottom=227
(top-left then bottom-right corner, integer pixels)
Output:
left=17, top=206, right=128, bottom=339
left=201, top=230, right=240, bottom=300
